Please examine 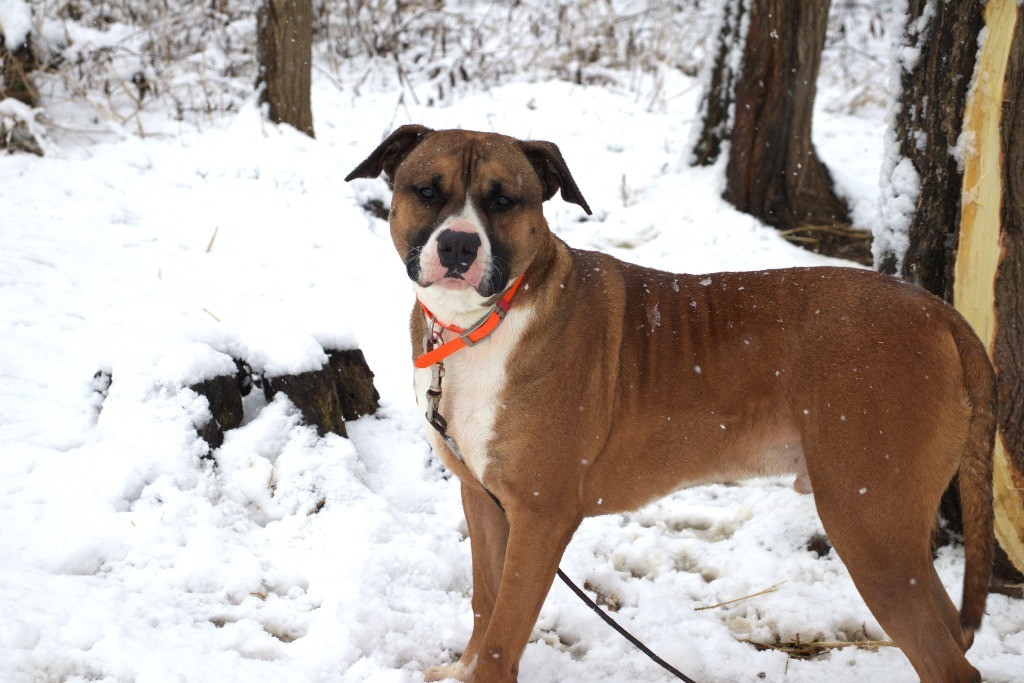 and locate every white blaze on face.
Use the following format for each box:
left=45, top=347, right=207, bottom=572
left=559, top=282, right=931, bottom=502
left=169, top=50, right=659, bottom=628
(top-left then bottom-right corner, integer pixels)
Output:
left=414, top=198, right=499, bottom=328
